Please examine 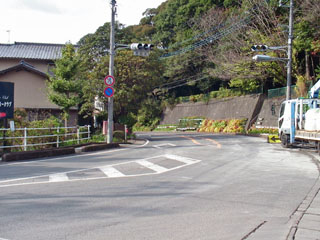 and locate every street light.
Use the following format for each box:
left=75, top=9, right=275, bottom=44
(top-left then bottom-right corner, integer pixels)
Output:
left=252, top=55, right=289, bottom=63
